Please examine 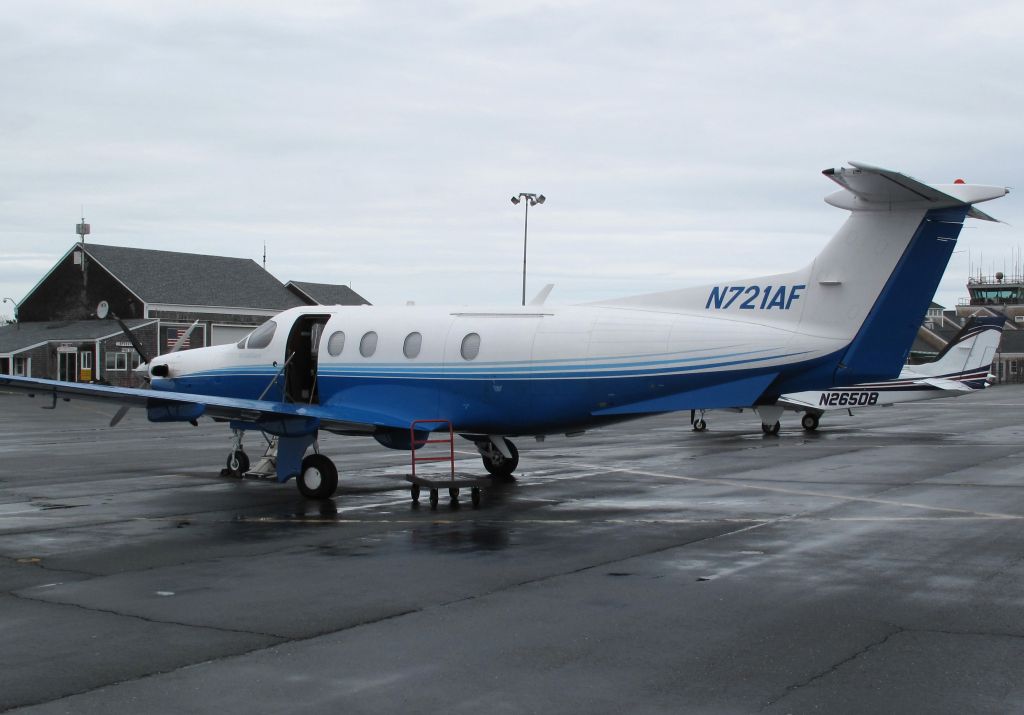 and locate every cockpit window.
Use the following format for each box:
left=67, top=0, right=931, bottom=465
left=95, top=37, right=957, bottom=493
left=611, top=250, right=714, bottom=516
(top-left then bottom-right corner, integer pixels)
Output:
left=246, top=320, right=277, bottom=350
